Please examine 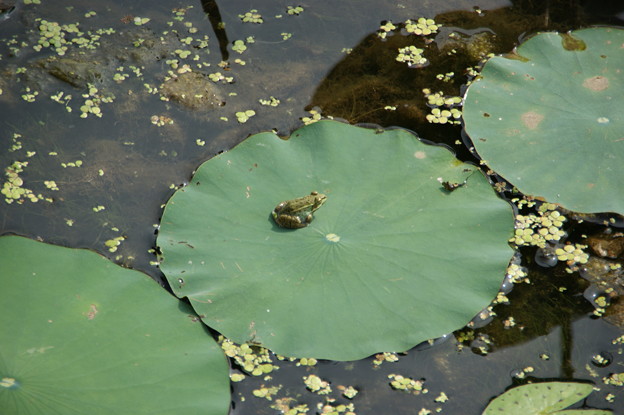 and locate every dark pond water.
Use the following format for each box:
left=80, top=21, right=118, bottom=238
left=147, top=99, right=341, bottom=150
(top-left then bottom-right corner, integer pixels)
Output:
left=1, top=0, right=623, bottom=414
